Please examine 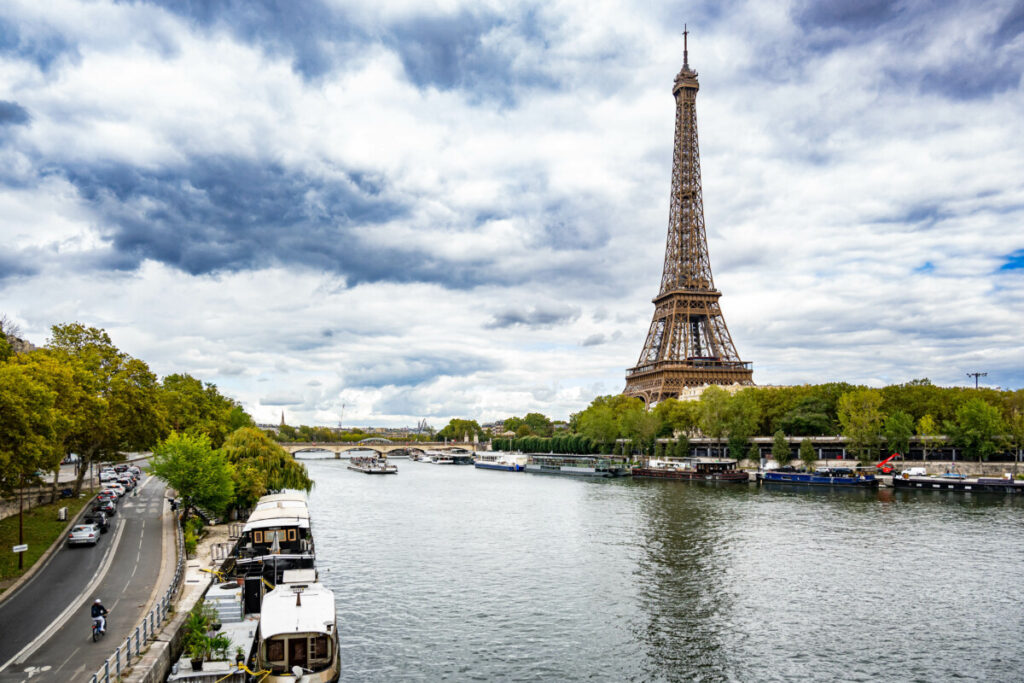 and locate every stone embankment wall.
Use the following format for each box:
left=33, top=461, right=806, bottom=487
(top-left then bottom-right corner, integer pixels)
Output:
left=0, top=476, right=98, bottom=521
